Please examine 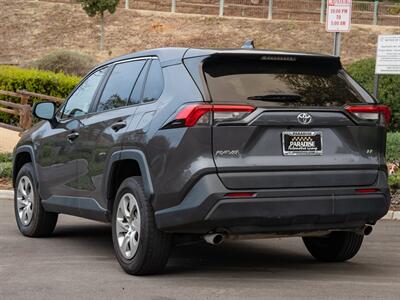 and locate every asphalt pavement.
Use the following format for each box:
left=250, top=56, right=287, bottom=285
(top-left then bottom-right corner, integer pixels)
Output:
left=0, top=198, right=399, bottom=300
